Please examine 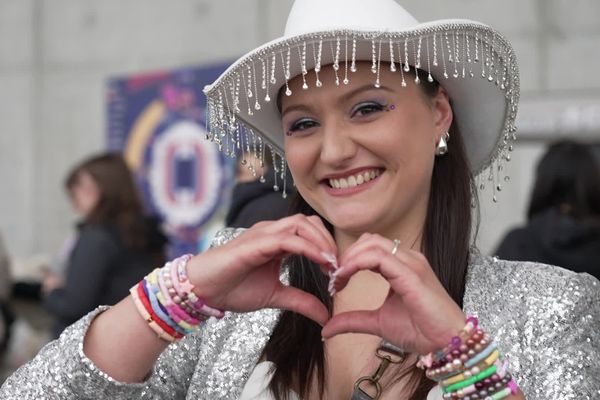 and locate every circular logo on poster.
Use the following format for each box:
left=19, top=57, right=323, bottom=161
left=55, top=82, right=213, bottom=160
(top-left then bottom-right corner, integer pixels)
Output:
left=148, top=120, right=224, bottom=227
